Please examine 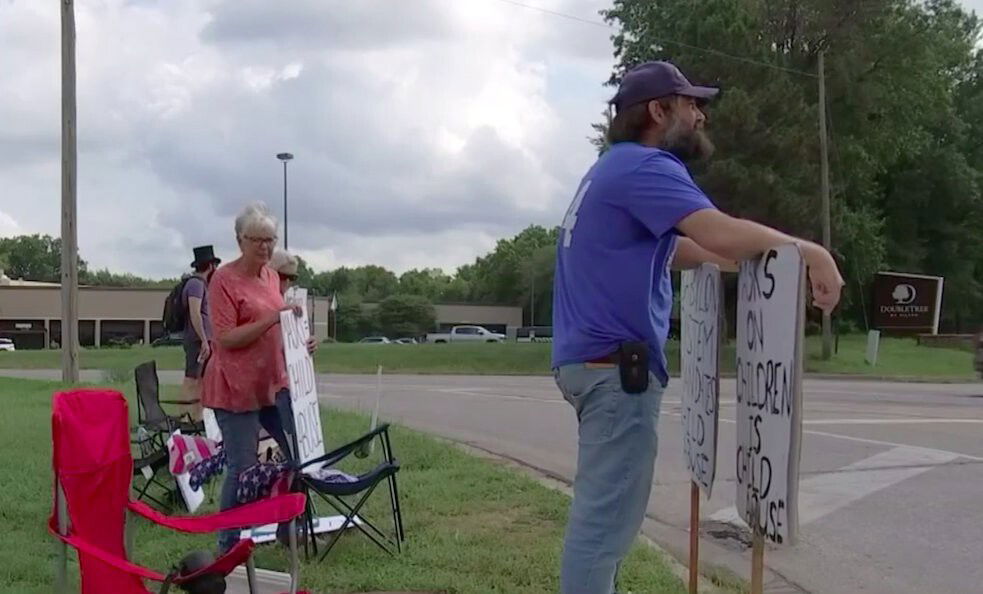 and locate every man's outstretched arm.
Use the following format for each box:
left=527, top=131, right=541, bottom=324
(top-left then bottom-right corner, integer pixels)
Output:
left=672, top=236, right=739, bottom=272
left=676, top=209, right=844, bottom=313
